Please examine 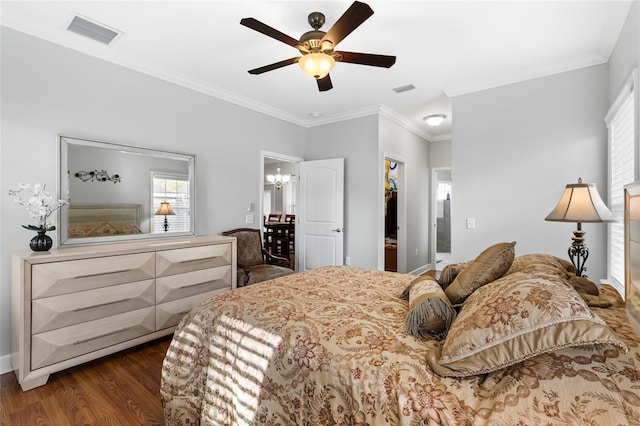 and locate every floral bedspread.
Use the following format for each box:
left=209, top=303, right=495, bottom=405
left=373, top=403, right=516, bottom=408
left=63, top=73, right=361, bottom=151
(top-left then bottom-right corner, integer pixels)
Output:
left=161, top=266, right=640, bottom=425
